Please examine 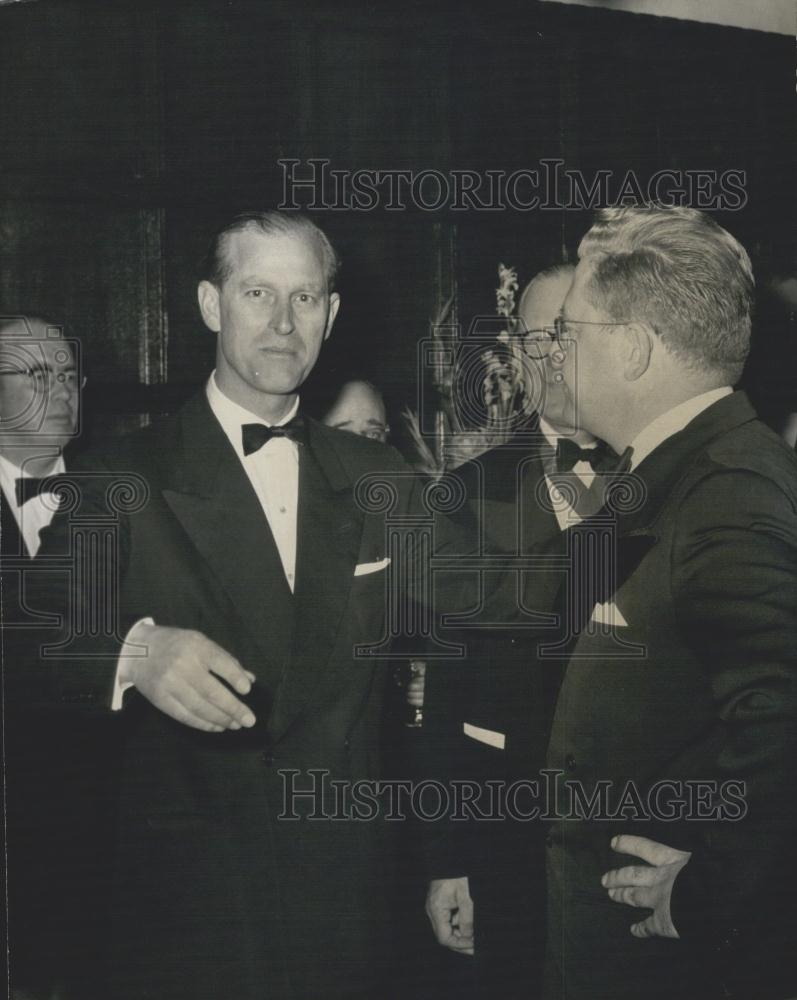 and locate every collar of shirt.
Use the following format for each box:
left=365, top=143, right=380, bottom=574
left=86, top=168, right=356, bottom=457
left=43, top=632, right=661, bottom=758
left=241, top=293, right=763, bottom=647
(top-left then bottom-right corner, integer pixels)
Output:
left=0, top=451, right=66, bottom=557
left=627, top=386, right=732, bottom=471
left=0, top=451, right=66, bottom=506
left=205, top=371, right=300, bottom=460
